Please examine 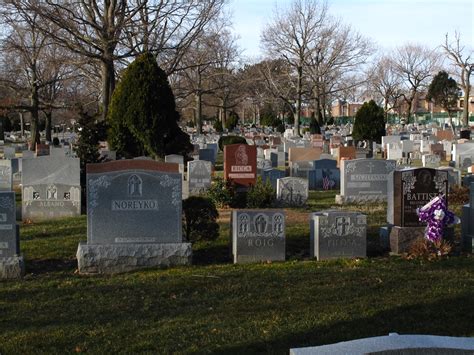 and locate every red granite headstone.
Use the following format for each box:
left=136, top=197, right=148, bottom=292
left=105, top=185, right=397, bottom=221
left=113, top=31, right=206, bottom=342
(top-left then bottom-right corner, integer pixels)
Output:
left=224, top=144, right=257, bottom=187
